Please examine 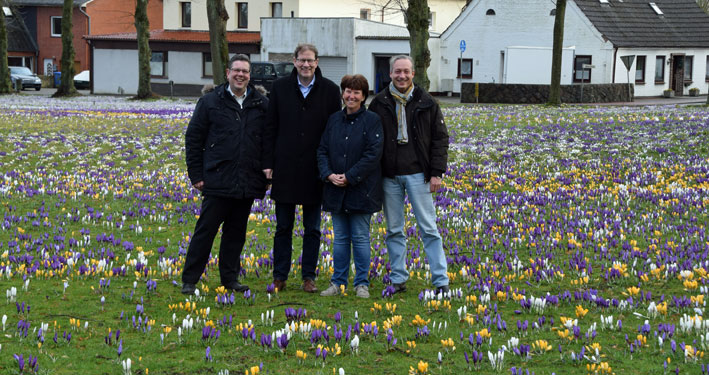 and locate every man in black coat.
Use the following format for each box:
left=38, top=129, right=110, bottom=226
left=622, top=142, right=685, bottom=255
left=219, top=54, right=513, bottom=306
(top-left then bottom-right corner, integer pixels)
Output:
left=263, top=43, right=341, bottom=293
left=181, top=54, right=269, bottom=295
